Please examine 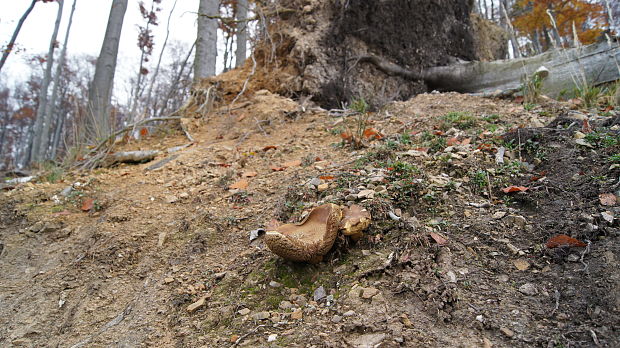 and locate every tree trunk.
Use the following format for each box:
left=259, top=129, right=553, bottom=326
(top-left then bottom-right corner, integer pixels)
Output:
left=359, top=41, right=620, bottom=98
left=194, top=0, right=218, bottom=83
left=85, top=0, right=128, bottom=144
left=235, top=0, right=248, bottom=68
left=158, top=42, right=195, bottom=117
left=0, top=0, right=37, bottom=74
left=40, top=0, right=77, bottom=161
left=30, top=0, right=64, bottom=164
